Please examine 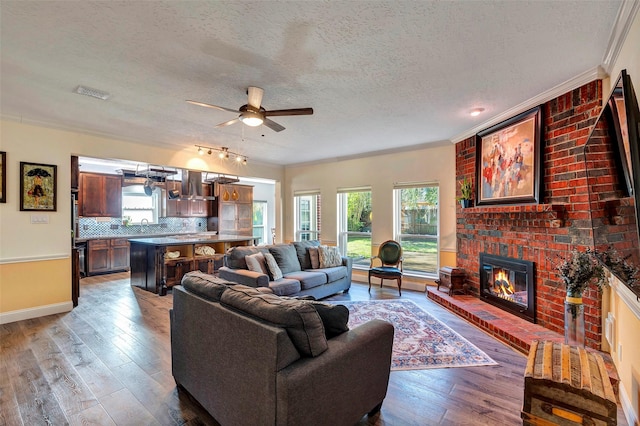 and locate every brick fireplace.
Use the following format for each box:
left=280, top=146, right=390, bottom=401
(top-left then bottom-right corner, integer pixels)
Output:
left=479, top=253, right=535, bottom=322
left=454, top=80, right=616, bottom=350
